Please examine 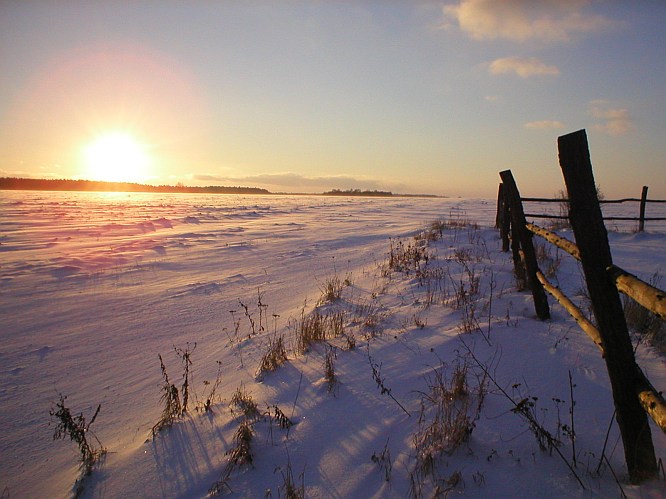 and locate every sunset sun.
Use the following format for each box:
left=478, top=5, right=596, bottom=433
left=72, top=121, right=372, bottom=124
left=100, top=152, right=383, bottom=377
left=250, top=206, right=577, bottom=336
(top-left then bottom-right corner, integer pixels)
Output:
left=83, top=132, right=152, bottom=183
